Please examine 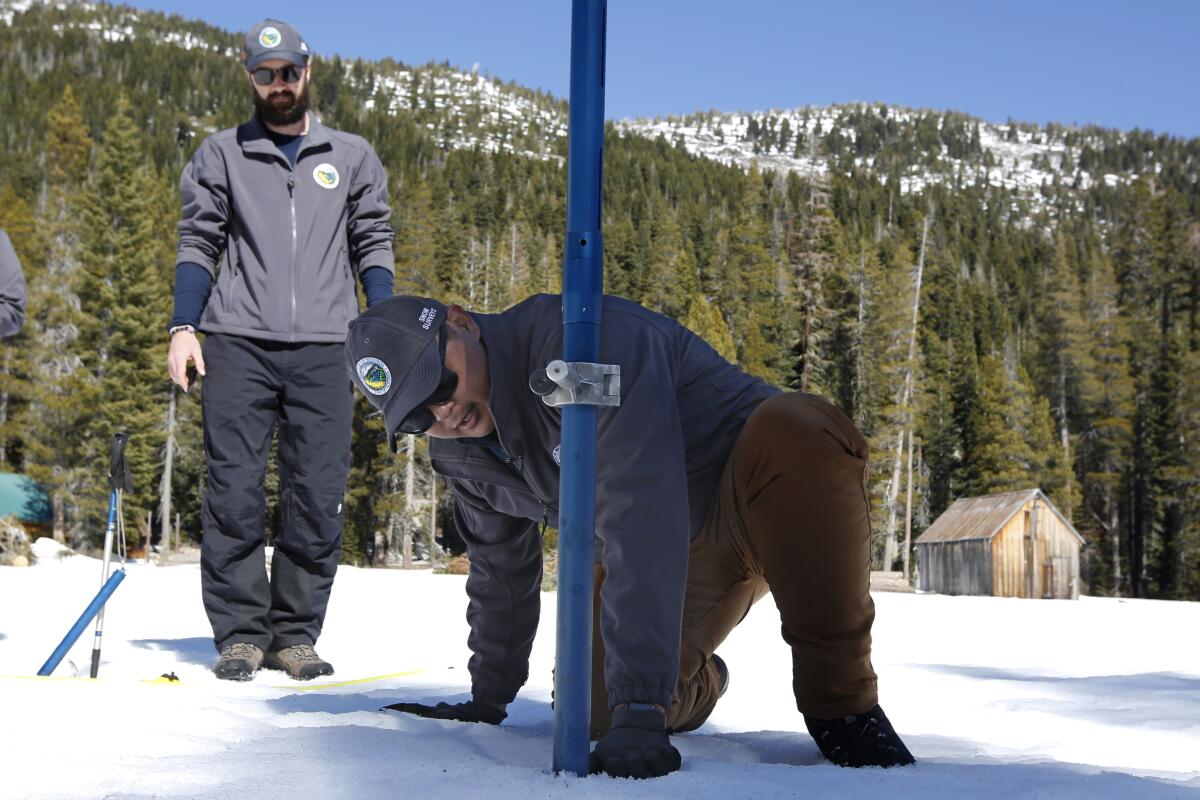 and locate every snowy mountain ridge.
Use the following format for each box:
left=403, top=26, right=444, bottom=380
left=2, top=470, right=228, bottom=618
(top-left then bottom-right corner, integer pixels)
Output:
left=616, top=104, right=1135, bottom=198
left=2, top=0, right=1188, bottom=207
